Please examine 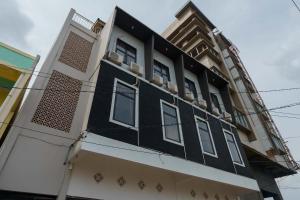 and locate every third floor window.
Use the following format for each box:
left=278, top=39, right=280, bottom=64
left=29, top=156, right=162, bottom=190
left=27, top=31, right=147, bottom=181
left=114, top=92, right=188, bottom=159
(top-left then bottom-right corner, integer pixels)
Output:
left=116, top=39, right=137, bottom=65
left=153, top=60, right=170, bottom=84
left=185, top=78, right=198, bottom=98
